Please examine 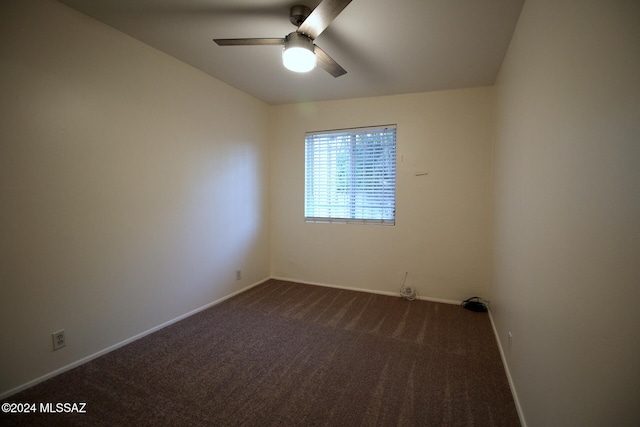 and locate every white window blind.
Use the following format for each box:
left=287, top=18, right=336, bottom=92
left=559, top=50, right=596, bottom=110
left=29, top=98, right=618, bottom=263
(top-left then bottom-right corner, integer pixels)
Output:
left=305, top=125, right=397, bottom=225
